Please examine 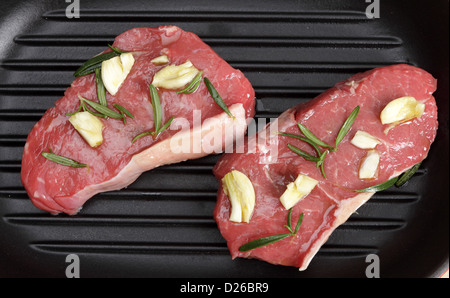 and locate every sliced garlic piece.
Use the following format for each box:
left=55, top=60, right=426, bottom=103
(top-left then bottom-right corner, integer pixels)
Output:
left=151, top=55, right=170, bottom=65
left=359, top=149, right=380, bottom=179
left=380, top=96, right=425, bottom=125
left=101, top=53, right=135, bottom=96
left=351, top=131, right=381, bottom=149
left=152, top=60, right=200, bottom=90
left=69, top=111, right=105, bottom=148
left=222, top=170, right=256, bottom=223
left=280, top=174, right=318, bottom=210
